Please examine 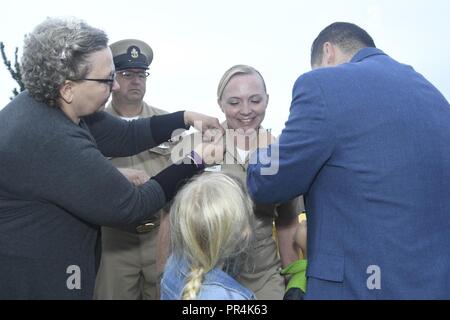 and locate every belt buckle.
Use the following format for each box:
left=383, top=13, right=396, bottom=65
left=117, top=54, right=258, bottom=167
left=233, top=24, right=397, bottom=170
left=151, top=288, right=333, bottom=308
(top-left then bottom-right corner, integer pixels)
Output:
left=136, top=220, right=159, bottom=234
